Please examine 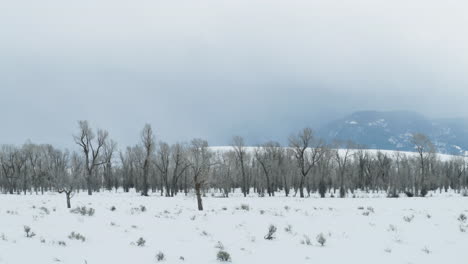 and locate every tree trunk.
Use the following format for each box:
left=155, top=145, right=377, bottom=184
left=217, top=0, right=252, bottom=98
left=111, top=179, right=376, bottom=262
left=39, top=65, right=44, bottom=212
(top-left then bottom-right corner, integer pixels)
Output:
left=299, top=175, right=305, bottom=198
left=66, top=193, right=71, bottom=209
left=86, top=171, right=93, bottom=195
left=195, top=183, right=203, bottom=211
left=142, top=161, right=149, bottom=196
